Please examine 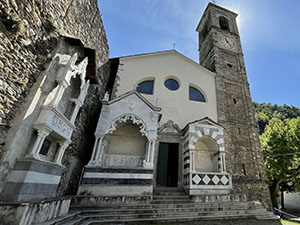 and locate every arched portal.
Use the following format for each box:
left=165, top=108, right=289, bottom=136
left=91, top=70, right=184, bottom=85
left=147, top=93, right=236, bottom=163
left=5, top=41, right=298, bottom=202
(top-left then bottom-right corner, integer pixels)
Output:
left=194, top=136, right=219, bottom=172
left=103, top=120, right=148, bottom=168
